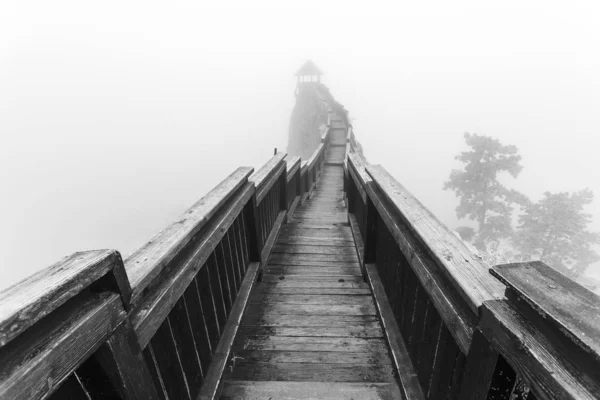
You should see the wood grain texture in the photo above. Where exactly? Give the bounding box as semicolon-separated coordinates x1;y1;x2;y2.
0;291;125;400
0;249;129;348
286;157;301;182
250;153;287;205
366;263;426;400
366;165;504;314
491;261;600;362
130;183;254;348
220;381;403;400
94;319;160;399
126;167;253;303
479;300;599;400
198;262;260;400
223;164;402;397
367;181;475;353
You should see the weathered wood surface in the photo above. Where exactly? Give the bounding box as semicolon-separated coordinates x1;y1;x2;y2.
220;381;402;400
223;164;403;398
0;249;129;348
286;156;301;182
0;291;125;400
198;262;260;400
491;261;600;361
366;263;425;400
480;300;600;400
365;165;504;315
249;153;287;204
126;167;254;303
130;182;255;348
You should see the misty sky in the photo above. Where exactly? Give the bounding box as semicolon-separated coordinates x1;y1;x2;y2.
1;0;599;290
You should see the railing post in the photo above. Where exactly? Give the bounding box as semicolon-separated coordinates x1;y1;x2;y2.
243;196;262;266
456;329;499;400
279;166;287;213
94;319;160;399
363;196;378;265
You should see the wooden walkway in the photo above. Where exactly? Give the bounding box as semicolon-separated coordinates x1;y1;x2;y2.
220;152;402;398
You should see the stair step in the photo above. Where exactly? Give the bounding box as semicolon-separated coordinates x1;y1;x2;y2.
220;381;402;399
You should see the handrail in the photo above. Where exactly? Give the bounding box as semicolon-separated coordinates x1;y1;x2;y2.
345;146;600;400
0;133;331;399
365;164;505;314
249;152;286;204
125;167;254;303
0;250;134;399
286;156;301;182
0;250;130;347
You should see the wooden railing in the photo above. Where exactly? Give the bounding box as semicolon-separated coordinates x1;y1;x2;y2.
0;129;329;399
345;151;600;400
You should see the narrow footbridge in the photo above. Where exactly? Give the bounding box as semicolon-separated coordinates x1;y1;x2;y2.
1;81;599;400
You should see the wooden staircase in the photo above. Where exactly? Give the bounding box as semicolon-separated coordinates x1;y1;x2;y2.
220;163;402;399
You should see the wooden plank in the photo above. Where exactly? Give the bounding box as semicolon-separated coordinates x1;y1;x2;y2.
268;254;358;264
130;183;254;348
236;336;387;353
94;319;160;399
272;244;357;255
349;213;366;279
457;329;499;400
365;165;504;314
275;238;354;246
220;381;402;400
286;157;301;182
491;261;600;362
426;323;462;399
148;318;191;400
48;373;90;400
197;262;260;400
260;275;363;283
279;230;353;240
252;281;367;289
238;325;383;338
286;196;300;222
365;177;475;353
253;286;371;295
0;292;125;400
0;250;130;348
168;298;204;398
226;363;394;382
366;264;425;400
246;302;375;315
264;266;361;276
126;167;253;303
479;300;599;400
249;294;371;305
232;350;384;364
260;211;286;270
242;313;379;327
183;279;213;375
248;153;286;204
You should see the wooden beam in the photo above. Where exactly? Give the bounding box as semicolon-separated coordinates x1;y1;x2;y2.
0;250;130;348
491;261;600;362
126;167;254;304
479;300;599;400
365;263;425;400
365;165;504;315
94;319;160;399
0;292;125;400
249;153;287;204
197;262;260;400
130;183;255;348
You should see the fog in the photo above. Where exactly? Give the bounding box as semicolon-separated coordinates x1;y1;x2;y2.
1;0;599;290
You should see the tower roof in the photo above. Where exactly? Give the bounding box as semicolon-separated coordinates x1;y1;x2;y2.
295;60;323;77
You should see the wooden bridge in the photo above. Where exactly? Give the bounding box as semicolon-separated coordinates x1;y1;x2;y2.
1;79;599;400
